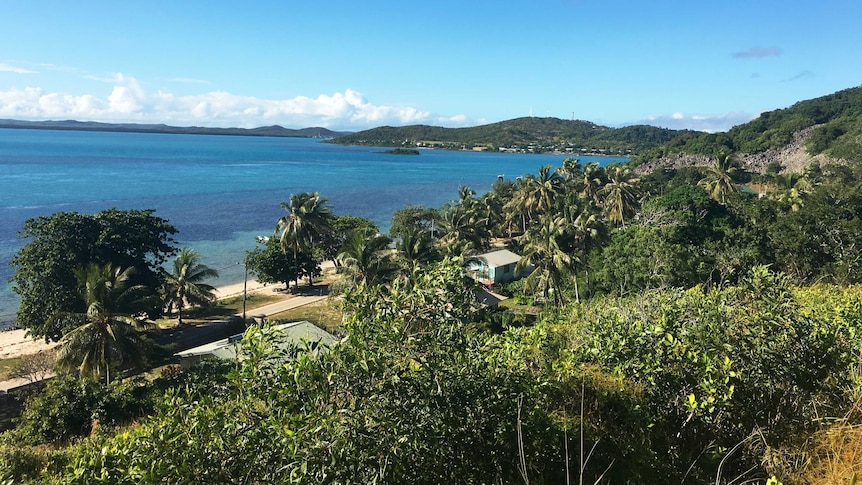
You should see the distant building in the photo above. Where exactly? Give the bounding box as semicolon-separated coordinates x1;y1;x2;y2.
466;249;525;286
175;320;338;368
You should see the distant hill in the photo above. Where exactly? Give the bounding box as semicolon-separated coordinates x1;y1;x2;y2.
329;117;695;156
0;119;351;138
634;85;862;170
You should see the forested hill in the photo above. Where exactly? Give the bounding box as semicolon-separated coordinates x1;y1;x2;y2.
0;119;350;138
634;85;862;167
328;117;694;155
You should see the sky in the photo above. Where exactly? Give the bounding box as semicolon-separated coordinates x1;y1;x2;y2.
1;0;860;133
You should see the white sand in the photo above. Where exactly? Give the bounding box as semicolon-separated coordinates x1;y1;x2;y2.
0;329;58;360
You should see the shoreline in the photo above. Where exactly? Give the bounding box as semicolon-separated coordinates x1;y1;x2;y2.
0;274;294;361
0;259;338;361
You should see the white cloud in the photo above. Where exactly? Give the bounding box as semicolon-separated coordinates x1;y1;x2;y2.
166;77;210;84
0;63;37;74
636;111;756;132
0;74;470;130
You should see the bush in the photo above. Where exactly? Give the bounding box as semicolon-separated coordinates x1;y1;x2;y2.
0;438;71;483
561;266;860;481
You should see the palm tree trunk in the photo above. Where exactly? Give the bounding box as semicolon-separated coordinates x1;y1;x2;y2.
573;273;580;304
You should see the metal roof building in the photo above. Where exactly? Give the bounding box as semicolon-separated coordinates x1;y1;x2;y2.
175;320;338;368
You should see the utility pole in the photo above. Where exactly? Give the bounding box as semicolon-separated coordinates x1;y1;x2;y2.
242;258;248;322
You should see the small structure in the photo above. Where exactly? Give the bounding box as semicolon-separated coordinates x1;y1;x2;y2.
475;287;509;308
466;249;524;286
175;320;338;368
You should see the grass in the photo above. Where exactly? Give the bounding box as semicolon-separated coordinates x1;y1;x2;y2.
217;292;285;313
0;356;24;381
269;298;344;333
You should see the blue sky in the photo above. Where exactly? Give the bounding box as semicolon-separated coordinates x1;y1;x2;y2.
1;0;859;132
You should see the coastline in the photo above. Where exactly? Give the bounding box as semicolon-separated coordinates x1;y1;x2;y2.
0;259;338;362
0;276;277;362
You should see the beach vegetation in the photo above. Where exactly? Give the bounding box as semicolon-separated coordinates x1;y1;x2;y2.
6;349;55;385
246;235;319;290
275;192;335;287
389;204;441;241
319;215;378;268
52;263;158;385
10;208;177;342
335;229;396;289
160;247;219;326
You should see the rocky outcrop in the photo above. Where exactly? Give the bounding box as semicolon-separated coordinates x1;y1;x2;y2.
635;126;846;175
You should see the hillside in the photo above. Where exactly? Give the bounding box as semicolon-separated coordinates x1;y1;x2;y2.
329;117;694;156
0;119;350;138
634;85;862;171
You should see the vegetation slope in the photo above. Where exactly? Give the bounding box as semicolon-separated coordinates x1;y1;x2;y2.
634;85;862;169
329;116;693;155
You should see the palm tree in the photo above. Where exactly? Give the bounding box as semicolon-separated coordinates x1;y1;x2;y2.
337;230;395;288
771;172;812;211
516;165;561;224
395;225;436;274
698;151;739;205
580;161;605;207
599;166;640;228
162;247;219;325
53;263;156;385
516;215;572;307
276;192;334;287
437;204;490;258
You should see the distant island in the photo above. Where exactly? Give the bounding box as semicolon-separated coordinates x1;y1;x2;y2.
383;148;420;155
328;117;697;156
0;119;351;138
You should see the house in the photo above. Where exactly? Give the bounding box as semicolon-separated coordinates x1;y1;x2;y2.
466;249;524;286
175;320;338;368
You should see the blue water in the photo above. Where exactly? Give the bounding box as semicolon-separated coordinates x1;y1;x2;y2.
0;128;627;328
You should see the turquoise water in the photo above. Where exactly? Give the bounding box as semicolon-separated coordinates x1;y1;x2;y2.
0;128;627;327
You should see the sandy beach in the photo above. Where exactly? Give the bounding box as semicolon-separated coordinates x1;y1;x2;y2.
0;276;281;361
0;329;58;360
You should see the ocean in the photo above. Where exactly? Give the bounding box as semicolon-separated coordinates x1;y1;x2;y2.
0;128;627;328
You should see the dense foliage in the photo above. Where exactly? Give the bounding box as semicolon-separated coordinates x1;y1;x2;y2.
634;85;862;162
6;264;862;483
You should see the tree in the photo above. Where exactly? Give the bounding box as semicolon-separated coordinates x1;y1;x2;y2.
275;192;334;287
9;349;56;385
319;215;378;268
599;166;640;228
337;230;395;288
389;204;441;240
394;225;437;275
516;215;572;306
437;203;490;258
246;237;318;289
53;263;156;385
10;209;177;341
524;165;562;217
579;161;606;207
698;151;739;205
161;248;219;326
481;177;516;237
